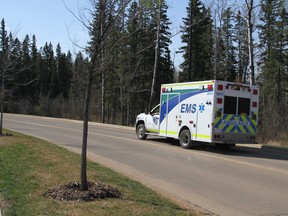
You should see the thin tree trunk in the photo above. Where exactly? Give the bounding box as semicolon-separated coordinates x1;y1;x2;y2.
80;67;93;191
188;0;193;81
148;0;161;111
213;12;217;80
246;0;255;85
101;0;105;124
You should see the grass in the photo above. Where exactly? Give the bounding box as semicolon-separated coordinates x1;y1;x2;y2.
0;130;198;216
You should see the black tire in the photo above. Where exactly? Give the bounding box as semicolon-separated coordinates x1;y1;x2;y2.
179;129;193;149
136;123;147;140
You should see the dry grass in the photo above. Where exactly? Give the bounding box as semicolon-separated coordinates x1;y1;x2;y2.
0;130;198;216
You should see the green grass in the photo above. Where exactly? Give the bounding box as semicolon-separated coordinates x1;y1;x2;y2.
0;130;198;216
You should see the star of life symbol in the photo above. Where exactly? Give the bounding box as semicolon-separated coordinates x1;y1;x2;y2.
153;116;158;125
199;103;205;113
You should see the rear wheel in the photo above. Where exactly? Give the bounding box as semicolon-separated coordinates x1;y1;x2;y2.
179;129;193;149
136;123;147;140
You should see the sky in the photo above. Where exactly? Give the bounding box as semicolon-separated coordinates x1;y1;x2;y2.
0;0;188;68
1;1;288;69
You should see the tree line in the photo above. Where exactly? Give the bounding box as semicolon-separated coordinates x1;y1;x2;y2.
0;0;287;143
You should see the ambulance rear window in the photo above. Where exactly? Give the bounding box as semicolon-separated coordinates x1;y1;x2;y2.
238;98;250;115
224;96;250;115
224;96;237;114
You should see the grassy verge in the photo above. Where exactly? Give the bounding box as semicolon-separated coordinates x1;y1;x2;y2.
0;130;197;216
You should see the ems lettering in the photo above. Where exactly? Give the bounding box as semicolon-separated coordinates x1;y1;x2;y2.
180;104;197;113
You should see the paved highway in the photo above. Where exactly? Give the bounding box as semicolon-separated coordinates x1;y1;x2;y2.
4;113;288;216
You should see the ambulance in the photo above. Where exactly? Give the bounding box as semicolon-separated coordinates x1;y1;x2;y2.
135;80;259;148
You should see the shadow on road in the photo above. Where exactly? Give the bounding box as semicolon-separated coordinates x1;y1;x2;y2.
147;137;288;161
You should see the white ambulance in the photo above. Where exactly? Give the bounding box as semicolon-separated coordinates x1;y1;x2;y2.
135;80;259;148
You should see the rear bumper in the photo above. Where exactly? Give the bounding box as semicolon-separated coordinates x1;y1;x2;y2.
212;132;257;144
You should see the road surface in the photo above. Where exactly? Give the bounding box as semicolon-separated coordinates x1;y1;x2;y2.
4;114;288;216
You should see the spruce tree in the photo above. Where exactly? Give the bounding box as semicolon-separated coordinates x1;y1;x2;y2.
155;0;174;101
19;35;33;99
31;35;42;104
41;42;56;98
258;0;288;141
179;0;213;82
56;44;72;99
235;11;249;83
0;18;8;135
220;7;237;81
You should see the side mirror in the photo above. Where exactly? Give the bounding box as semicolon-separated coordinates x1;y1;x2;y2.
144;108;148;115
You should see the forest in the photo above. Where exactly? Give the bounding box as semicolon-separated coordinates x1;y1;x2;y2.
0;0;287;144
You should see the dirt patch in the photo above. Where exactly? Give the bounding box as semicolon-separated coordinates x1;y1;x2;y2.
42;182;122;201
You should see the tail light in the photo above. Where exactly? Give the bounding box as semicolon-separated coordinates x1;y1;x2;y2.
218;85;223;90
217;98;223;104
208;84;213;91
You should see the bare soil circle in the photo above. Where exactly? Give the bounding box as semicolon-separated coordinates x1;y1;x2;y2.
42;181;122;201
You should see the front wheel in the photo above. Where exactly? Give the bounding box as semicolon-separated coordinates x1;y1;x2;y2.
136;123;147;140
179;129;193;149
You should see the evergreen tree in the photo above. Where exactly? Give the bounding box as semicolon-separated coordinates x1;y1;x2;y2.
31;34;41;103
219;7;237;81
0;18;9;135
56;43;72;98
8;34;22;94
235;11;249;83
258;0;288;141
0;19;8;59
70;51;88;119
153;0;174;102
179;0;213;82
19;35;33;98
41;42;56;98
125;1;144;123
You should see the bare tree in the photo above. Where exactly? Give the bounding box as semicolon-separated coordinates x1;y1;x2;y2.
70;0;134;190
211;0;228;79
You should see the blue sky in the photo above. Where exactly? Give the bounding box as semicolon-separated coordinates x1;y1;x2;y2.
0;0;188;67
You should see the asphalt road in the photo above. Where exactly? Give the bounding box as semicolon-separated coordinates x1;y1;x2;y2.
3;113;288;216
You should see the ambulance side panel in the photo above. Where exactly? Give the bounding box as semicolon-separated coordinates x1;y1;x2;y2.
159;81;215;142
